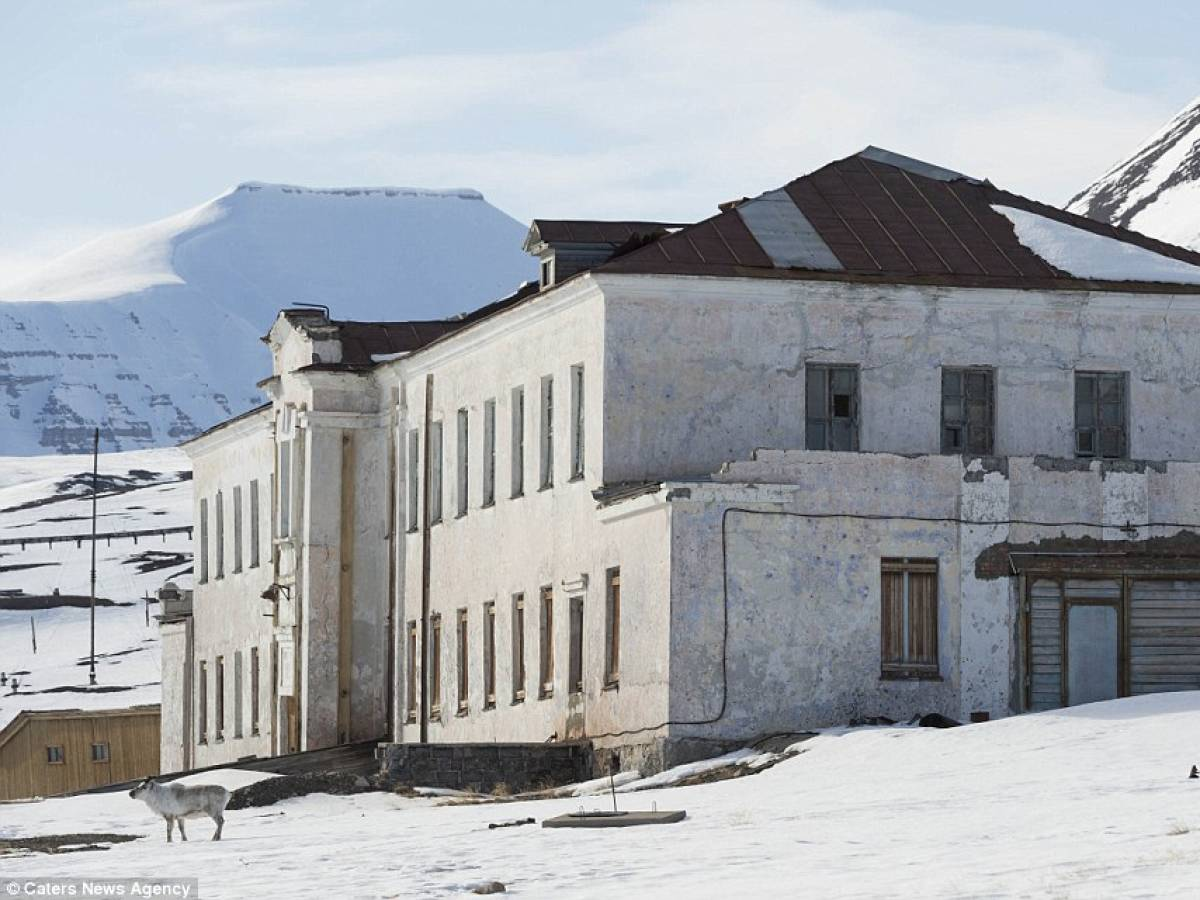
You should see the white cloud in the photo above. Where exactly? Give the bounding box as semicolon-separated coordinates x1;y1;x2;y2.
139;0;1183;218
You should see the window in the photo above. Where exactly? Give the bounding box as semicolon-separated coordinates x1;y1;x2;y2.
1075;371;1127;459
91;742;109;763
457;608;469;714
605;569;621;687
482;400;496;507
214;490;225;579
232;485;244;574
198;499;209;585
512;594;526;702
46;745;64;765
406;620;418;722
429;615;442;719
456;408;469;517
249;480;260;568
233;650;244;738
511;387;525;498
215;655;225;740
250;647;260;735
406;429;420;532
881;558;939;678
539;376;554;489
942;367;994;455
278;439;293;539
539;586;555;698
570;364;585;480
198;660;208;744
428;422;443;524
806;364;859;451
540;258;553;288
568;595;584;695
483;602;496;709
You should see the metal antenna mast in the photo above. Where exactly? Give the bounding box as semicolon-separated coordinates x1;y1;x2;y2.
89;427;98;686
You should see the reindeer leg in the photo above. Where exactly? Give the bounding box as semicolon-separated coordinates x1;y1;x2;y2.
166;817;173;843
178;819;188;841
212;812;224;841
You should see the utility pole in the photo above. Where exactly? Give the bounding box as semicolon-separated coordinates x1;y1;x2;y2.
30;616;37;654
89;427;99;687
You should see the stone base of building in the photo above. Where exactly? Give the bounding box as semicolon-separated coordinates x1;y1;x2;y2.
376;741;594;793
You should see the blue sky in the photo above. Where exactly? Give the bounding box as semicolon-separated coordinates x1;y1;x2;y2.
1;0;1196;284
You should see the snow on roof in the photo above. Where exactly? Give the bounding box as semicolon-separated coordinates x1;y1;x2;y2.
994;205;1200;285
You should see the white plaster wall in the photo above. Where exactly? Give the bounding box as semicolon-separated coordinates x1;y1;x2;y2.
597;274;1200;483
157;621;188;773
186;412;277;768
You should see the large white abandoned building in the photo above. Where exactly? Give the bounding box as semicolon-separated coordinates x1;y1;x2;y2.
163;148;1200;773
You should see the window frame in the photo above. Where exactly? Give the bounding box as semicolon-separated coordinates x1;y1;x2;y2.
214;490;225;580
511;387;525;498
482;399;496;507
198;659;208;744
249;479;261;568
1074;370;1128;460
483;601;496;709
539;375;554;490
46;745;65;765
198;498;209;585
215;655;226;741
428;421;443;525
456;408;469;518
569;364;585;481
512;594;526;703
805;363;860;451
941;366;995;455
568;595;584;695
605;568;621;688
91;741;110;764
232;484;244;574
880;558;940;679
539;586;555;698
456;608;469;715
429;614;443;720
406;429;420;532
405;620;419;723
250;646;261;736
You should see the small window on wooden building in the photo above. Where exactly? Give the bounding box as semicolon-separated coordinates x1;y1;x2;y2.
482;399;496;507
942;367;994;455
406;620;418;723
215;655;226;740
429;614;442;719
483;602;496;709
457;608;469;714
406;429;420;532
1075;371;1128;459
512;594;526;702
605;569;621;688
568;595;584;695
806;364;859;451
46;745;65;765
881;558;939;678
510;387;525;498
91;742;109;763
539;376;554;489
456;408;469;518
539;586;555;698
540;258;553;288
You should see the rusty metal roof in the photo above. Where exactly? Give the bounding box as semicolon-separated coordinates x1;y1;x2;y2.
600;147;1200;286
526;219;685;250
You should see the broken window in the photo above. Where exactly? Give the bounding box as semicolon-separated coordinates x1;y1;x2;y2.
881;558;939;678
511;387;525;498
428;421;443;525
1075;371;1127;459
406;620;418;723
406;429;420;532
570;364;585;480
605;569;621;688
539;586;554;698
569;596;584;695
806;364;859;451
457;608;469;714
456;408;469;518
198;499;209;585
512;594;526;702
942;367;994;455
482;399;496;507
431;618;444;715
540;376;554;489
484;602;496;709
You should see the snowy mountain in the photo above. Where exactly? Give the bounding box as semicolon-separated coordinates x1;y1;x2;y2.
1068;94;1200;251
0;184;536;454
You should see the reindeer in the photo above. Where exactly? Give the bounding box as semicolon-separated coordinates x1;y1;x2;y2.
129;778;230;842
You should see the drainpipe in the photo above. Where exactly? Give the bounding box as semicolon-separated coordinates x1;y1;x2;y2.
419;374;434;745
384;390;399;739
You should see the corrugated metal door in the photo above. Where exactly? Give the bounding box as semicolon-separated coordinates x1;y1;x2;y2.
1028;579;1063;711
1130;580;1200;694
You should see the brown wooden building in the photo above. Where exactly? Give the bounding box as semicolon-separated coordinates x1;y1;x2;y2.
0;705;160;800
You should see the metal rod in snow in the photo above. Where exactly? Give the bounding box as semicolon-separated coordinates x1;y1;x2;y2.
30;616;37;654
89;427;98;686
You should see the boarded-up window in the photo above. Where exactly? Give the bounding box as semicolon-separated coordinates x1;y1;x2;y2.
605;569;621;687
456;408;469;517
429;615;442;718
406;620;418;722
540;376;554;489
215;655;226;740
881;559;939;677
806;364;859;451
511;387;525;498
198;660;208;744
428;421;443;524
942;367;994;455
512;594;526;702
232;485;244;574
539;586;554;697
250;647;260;735
570;364;585;480
483;602;496;709
1075;371;1127;459
249;479;260;568
406;429;420;531
569;595;584;694
457;608;469;713
198;499;209;585
482;400;496;507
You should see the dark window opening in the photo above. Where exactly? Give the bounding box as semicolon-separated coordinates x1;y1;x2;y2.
806;364;859;451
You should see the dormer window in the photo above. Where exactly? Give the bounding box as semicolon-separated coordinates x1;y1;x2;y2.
540;258;554;288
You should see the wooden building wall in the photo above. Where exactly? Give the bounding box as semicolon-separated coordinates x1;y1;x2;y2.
0;707;160;801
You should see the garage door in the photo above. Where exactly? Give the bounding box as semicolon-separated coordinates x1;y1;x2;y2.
1129;580;1200;695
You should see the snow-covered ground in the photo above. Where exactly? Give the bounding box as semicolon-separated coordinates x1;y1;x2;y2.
0;448;190;730
3;693;1200;898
